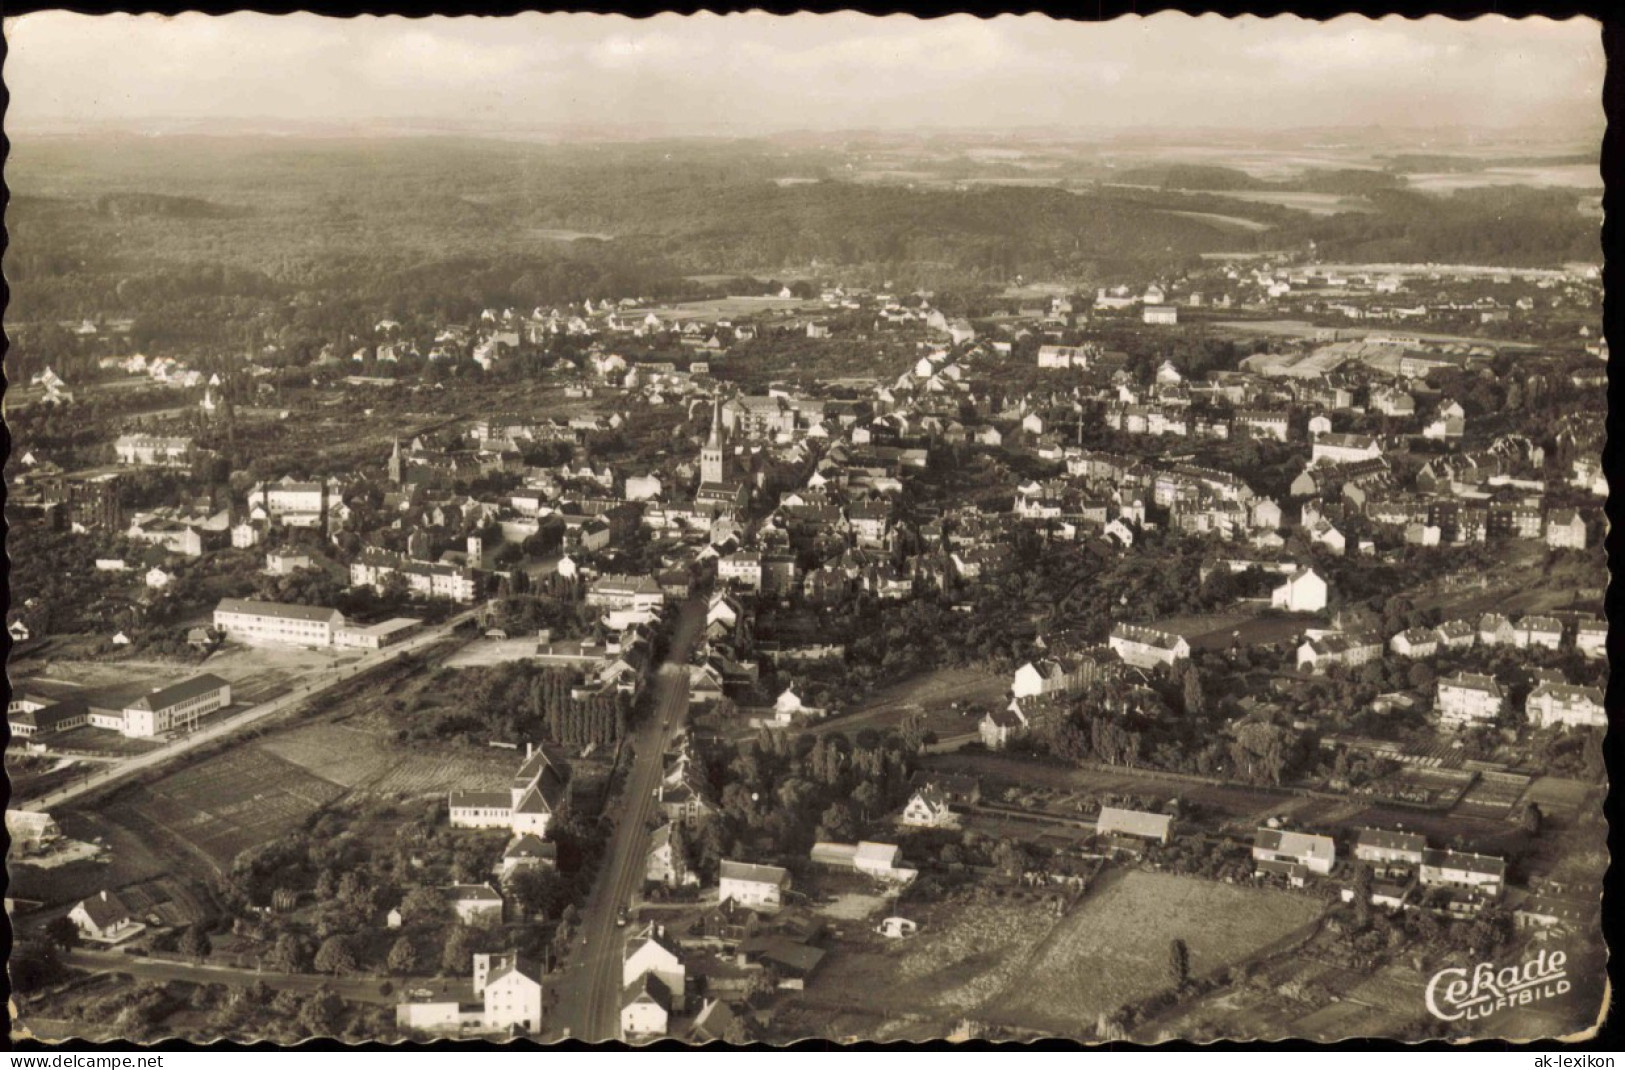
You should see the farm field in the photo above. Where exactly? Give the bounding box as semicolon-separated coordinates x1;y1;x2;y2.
109;746;349;871
981;870;1323;1036
257;720;513;796
790;870;1323;1041
793;883;1060;1033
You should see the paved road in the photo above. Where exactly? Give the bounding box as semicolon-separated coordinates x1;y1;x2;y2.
549;599;703;1042
19;610;477;813
59;948;433;1006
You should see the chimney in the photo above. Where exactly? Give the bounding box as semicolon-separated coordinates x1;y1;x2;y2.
526;742;533;760
101;890;109;901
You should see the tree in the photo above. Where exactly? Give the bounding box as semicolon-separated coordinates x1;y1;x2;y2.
441;925;474;976
1167;938;1190;989
399;886;448;926
387;937;418;976
1181;667;1206;717
44;915;81;951
297;987;344;1037
179;923;213;965
270;933;314;974
1516;801;1543;836
314;934;358;976
1351;863;1374;930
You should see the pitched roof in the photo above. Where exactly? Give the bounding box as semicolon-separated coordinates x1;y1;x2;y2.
719;860;788;886
1354;827;1427;855
623;971;673;1011
76;890;133;929
1254;827;1335;864
125;674;230;713
215;597;341;623
1097;807;1173;841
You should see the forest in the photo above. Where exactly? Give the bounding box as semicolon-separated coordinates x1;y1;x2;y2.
7;136;1598;352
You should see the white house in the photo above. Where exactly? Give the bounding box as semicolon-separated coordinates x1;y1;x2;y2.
1253;828;1335;878
718;860;790;912
1526;683;1606;729
478;953;544;1034
69;890;142;943
900;786;956;828
448;883;504;925
1271;568;1328;613
1436;673;1505;726
621;973;673;1040
623;923;686;1001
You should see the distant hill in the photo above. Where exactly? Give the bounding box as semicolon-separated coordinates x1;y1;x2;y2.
92;192;248;220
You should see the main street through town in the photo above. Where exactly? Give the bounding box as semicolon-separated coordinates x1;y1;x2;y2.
548;598;703;1042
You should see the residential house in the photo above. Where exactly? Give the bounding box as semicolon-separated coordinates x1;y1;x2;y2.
1389;627;1439;659
69;890;142;943
1516;616;1564;651
1420;849;1506;899
621;973;673;1040
1546;510;1587;550
1271;567;1328;613
1253;828;1336;878
1297;633;1382;673
1526;682;1606;729
1435;673;1505;726
979;706;1028;751
647;824;699;888
718;860;791;913
1353;828;1427;867
1108;623;1190;670
449;883;504;925
1096;807;1173;845
900;786;957;829
623;923;686;1002
475;952;544;1033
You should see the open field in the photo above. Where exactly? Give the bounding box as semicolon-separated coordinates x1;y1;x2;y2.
443;636;544;668
817;665;1009;739
790;884;1059;1035
257;720;513;796
1147;610;1312;651
1159;209;1275;232
785;869;1323;1041
113;747;349;871
983;870;1323;1035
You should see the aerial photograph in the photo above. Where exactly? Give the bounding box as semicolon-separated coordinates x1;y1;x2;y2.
3;11;1609;1047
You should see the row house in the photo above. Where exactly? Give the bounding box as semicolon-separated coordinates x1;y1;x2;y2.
1108;623;1191;670
1296;632;1381;672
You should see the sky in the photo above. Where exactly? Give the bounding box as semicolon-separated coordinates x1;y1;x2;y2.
2;13;1605;137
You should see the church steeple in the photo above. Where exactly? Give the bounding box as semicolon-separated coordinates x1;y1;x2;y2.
701;397;727;485
389;437;404;485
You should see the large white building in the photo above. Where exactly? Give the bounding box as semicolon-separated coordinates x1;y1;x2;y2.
214;598;346;647
119;674;232;738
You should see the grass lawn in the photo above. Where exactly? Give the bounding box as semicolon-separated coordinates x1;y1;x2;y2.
981;869;1324;1036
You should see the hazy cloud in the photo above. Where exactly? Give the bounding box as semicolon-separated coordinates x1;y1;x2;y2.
2;12;1603;136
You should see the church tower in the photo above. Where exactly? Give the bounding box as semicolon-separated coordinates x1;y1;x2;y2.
388;438;404;486
700;398;727;485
